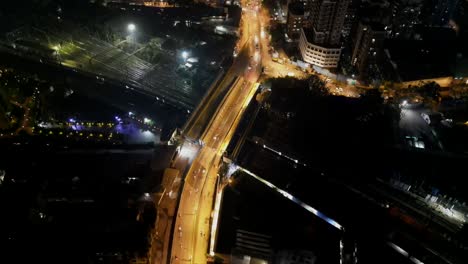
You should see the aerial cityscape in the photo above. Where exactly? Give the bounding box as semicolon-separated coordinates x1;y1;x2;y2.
1;0;468;263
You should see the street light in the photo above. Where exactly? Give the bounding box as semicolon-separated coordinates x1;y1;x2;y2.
127;24;137;48
181;51;189;60
127;23;136;32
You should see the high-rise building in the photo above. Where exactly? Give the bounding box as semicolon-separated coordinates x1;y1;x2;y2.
308;0;350;46
287;2;306;39
351;20;385;78
299;0;350;68
342;0;360;38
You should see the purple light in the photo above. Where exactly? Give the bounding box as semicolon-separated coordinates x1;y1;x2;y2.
69;118;76;123
115;124;124;132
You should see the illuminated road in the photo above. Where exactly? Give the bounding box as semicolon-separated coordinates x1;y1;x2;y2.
165;1;263;263
150;20;258;264
256;7;307;79
171;79;259;263
318;75;361;98
156;0;360;262
257;5;361;97
158;1;460;260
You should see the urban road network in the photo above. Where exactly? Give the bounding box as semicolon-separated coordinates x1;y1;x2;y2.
150;0;345;262
150;0;276;263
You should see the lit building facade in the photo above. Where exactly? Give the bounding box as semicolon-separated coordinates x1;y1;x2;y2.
299;0;350;68
299;28;341;68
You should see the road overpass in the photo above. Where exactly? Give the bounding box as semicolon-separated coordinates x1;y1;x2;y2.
150;1;264;264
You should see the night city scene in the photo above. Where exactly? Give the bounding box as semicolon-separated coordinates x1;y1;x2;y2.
1;0;468;263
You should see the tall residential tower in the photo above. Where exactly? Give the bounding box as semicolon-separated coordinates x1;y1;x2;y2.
299;0;350;68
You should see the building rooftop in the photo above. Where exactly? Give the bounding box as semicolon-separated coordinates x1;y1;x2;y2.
301;28;341;48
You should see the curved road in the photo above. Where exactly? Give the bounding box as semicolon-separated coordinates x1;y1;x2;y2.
168;1;264;263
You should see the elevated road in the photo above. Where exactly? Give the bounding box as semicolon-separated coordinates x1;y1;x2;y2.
151;1;265;264
171;77;259;263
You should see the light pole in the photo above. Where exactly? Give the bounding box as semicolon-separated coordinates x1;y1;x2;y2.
181;51;189;62
127;23;136;33
177;51;190;90
127;23;136;46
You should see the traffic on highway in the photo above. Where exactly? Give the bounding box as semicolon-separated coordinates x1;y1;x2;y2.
161;0;265;263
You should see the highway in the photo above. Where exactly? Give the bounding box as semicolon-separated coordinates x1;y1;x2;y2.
152;2;465;264
161;0;264;263
153;0;356;262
